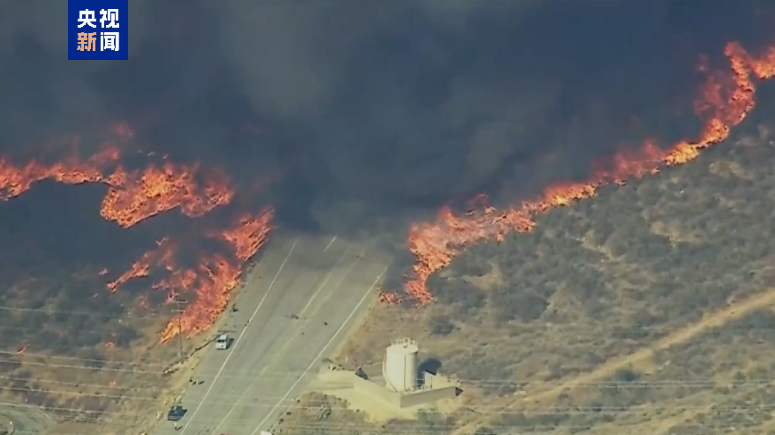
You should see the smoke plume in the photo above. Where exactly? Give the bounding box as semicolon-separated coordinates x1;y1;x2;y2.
0;0;772;232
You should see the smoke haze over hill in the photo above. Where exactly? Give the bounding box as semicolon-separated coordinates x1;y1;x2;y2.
0;0;772;229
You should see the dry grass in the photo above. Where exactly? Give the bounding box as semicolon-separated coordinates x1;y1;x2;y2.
0;312;175;434
279;122;775;434
274;392;373;435
0;268;219;434
275;391;461;435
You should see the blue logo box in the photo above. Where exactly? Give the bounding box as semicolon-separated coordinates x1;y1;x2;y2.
68;0;128;60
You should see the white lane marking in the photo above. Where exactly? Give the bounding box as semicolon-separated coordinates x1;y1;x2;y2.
251;266;387;434
210;243;353;433
323;236;337;252
297;246;352;319
301;252;362;321
179;238;299;435
267;254;362;361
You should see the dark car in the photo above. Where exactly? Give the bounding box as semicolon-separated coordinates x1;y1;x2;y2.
167;405;186;421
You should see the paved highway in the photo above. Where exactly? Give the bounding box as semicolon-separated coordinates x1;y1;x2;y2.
152;233;389;435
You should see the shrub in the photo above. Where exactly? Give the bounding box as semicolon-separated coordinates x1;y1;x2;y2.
429;316;455;336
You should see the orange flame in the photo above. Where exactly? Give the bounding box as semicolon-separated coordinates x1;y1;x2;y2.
106;237;172;292
0;144;121;199
0;141;231;227
109;207;275;343
158;207;275;342
216;210;275;261
390;41;775;305
0;127;276;342
101;162;233;228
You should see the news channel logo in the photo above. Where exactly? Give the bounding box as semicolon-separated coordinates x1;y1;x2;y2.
68;0;128;60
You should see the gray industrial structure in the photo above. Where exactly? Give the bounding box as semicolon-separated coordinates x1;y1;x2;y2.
349;338;459;409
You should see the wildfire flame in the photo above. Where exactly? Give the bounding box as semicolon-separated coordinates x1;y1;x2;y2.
0;126;275;342
111;208;275;343
215;211;275;261
101;162;234;228
0;144;120;198
388;40;775;305
106;237;175;292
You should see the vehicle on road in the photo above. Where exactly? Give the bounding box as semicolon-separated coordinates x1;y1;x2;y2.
215;333;230;350
167;405;186;421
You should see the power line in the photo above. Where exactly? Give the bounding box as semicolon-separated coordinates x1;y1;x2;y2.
3;354;775;388
0;366;769;431
0;327;775;374
1;383;774;416
0;311;325;341
0;304;169;319
4;298;775;330
4;297;775;332
0;350;173;367
0;382;772;432
1;409;770;435
19;416;775;431
2;422;766;435
2;404;772;431
0;318;773;353
1;311;772;375
0;357;176;375
1;372;772;394
240;420;775;432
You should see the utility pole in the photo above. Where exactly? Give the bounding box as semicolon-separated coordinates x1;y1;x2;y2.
172;297;187;363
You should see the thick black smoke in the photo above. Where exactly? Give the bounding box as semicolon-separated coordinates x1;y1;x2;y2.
0;0;771;235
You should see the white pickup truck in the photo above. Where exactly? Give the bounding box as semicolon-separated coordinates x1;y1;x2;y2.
215;333;230;350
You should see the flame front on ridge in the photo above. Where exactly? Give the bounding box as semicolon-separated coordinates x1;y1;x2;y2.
386;40;775;305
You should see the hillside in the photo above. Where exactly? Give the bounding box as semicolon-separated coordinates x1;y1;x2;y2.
0;192;190;430
277;121;775;435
